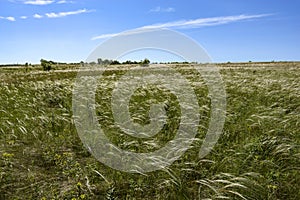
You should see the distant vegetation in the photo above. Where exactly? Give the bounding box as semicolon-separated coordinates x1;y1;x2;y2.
40;59;52;71
1;60;298;69
97;58;150;66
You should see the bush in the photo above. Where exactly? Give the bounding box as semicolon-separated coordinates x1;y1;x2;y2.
140;58;150;66
40;59;52;71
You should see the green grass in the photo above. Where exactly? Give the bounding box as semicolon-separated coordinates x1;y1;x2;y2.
0;62;299;199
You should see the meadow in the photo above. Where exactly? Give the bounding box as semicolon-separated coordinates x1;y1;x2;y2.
0;62;299;199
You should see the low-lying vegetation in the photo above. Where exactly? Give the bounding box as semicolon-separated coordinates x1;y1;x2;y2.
0;62;299;199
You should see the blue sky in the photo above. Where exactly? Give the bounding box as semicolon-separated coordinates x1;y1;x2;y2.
0;0;299;64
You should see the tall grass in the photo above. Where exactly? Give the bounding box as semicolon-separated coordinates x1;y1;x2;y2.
0;63;299;199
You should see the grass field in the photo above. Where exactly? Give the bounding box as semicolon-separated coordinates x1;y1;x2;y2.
0;62;299;199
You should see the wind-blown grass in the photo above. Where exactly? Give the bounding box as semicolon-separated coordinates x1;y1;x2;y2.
0;62;299;199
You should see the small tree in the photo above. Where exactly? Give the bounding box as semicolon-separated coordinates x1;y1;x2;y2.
110;60;120;65
41;59;52;71
141;58;150;66
97;58;103;64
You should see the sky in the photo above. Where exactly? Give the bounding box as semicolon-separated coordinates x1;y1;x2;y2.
0;0;299;64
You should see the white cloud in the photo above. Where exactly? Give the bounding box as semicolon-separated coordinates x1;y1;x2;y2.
91;29;160;40
57;0;74;4
92;14;272;40
33;14;43;18
150;6;175;13
141;14;272;29
6;16;16;21
24;0;54;5
45;8;92;18
2;8;92;21
92;33;120;40
0;16;16;21
9;0;74;5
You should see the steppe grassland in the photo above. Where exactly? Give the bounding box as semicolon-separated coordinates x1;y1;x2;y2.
0;62;299;199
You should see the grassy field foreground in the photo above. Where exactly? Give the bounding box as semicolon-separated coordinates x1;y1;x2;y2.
0;62;299;199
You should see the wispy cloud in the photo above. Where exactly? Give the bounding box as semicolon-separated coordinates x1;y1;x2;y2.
141;14;272;29
9;0;74;5
92;29;161;40
150;6;175;13
2;7;92;21
45;8;93;18
33;14;43;18
24;0;54;5
91;33;120;39
0;16;16;21
92;14;272;40
56;0;74;4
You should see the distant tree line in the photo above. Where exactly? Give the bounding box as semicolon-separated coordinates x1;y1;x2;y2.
96;58;150;66
40;59;80;71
